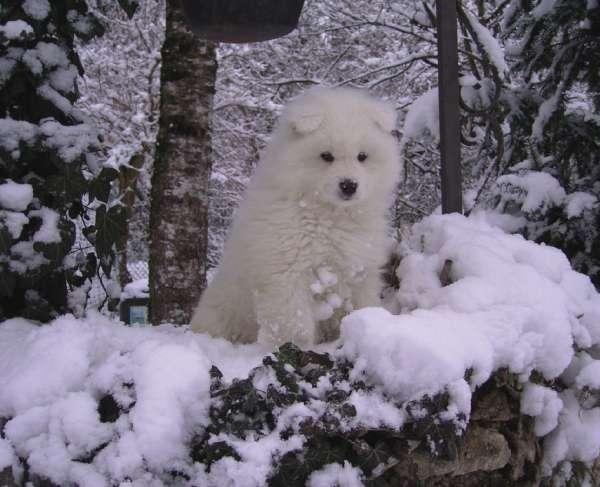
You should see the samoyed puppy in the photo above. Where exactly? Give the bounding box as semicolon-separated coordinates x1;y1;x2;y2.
190;87;400;347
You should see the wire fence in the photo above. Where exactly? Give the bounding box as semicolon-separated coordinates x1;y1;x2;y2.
87;261;149;311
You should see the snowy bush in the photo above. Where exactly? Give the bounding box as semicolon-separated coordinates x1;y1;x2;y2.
486;169;599;290
0;0;138;322
492;0;600;288
1;214;599;485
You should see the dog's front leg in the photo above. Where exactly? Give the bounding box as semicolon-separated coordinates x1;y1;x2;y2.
254;281;317;347
351;269;383;310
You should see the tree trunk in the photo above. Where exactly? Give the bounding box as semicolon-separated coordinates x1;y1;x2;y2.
149;0;217;324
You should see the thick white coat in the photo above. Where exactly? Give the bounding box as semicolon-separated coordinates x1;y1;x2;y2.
190;87;401;346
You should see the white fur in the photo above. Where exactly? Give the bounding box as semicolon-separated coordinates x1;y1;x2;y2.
190;87;400;347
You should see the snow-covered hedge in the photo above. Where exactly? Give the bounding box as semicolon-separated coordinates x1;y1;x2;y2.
1;214;599;486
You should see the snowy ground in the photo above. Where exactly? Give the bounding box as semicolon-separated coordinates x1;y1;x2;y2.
1;213;600;486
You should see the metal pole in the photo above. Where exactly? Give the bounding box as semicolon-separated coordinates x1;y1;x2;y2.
436;0;462;214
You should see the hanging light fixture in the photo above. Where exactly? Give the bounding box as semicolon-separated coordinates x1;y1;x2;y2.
181;0;306;43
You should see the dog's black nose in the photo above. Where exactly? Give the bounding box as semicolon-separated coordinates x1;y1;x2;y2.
339;179;358;198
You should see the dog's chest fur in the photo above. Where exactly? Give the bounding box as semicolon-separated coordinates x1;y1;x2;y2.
293;199;383;287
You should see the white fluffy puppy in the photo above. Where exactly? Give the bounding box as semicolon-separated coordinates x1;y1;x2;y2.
190;87;400;346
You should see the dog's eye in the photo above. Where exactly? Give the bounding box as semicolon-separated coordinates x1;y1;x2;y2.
357;152;368;162
320;151;334;163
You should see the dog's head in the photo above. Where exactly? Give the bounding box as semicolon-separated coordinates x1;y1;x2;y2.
267;87;400;209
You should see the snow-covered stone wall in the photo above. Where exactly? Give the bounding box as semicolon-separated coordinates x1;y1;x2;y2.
1;214;599;486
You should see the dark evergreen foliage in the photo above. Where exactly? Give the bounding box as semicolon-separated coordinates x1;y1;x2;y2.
0;1;136;321
497;0;600;287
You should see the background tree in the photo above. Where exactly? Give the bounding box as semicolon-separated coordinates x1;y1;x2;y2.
0;0;135;321
490;0;600;287
149;0;217;324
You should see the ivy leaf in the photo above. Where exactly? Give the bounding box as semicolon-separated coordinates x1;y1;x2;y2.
94;204;126;273
46;164;88;206
0;226;12;254
82;224;96;244
84;252;98;279
33;241;65;265
90;167;119;204
0;266;16;298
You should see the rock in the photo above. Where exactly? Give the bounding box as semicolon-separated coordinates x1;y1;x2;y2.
393;427;511;481
471;388;515;423
0;467;18;487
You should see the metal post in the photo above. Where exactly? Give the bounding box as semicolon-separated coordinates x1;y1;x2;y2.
436;0;462;214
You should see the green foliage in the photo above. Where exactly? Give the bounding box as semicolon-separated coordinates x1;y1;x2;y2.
0;1;128;321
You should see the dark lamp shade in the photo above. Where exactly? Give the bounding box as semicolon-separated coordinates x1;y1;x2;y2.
181;0;305;43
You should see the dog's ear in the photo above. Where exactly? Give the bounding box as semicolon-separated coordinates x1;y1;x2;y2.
370;103;397;136
290;114;324;136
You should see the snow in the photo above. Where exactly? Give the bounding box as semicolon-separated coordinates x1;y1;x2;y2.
127;341;211;469
22;0;51;21
38;84;76;116
6;393;113;485
494;171;566;214
464;12;509;76
311;267;345;320
307;461;365;487
0;210;29;238
0;437;16;471
401;214;593;362
347;390;405;429
564;191;597;218
0;314;268;484
203;427;305;487
0;180;33;211
122;278;150;299
0;317;95;417
532;87;562;140
542;390;600;475
317;267;338;288
0;57;17;87
1;214;600;484
521;383;563;437
0;118;38;158
40;118;98;163
29;206;61;243
48;65;78;93
532;0;557;18
9;241;48;273
69;11;94;37
401;87;439;142
22;42;70;76
574;360;600;390
340;308;493;403
0;20;33;40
